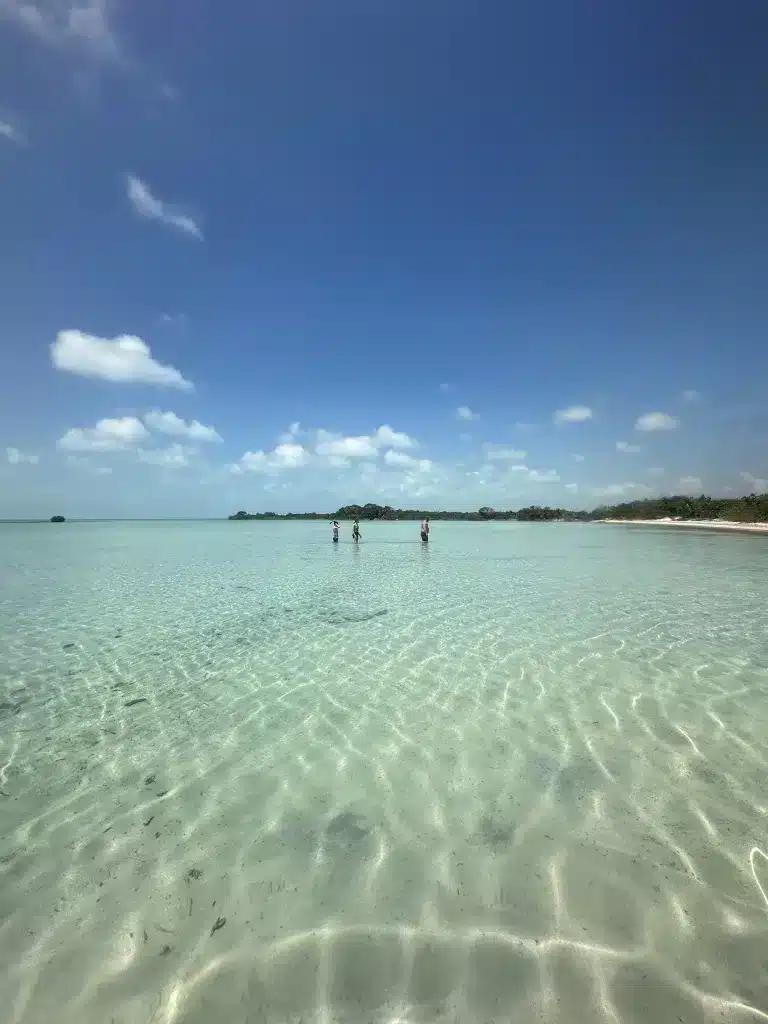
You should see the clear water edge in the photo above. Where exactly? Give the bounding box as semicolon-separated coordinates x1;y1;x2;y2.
1;521;766;1023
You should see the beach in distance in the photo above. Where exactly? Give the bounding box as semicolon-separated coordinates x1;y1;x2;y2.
599;517;768;535
1;519;767;1024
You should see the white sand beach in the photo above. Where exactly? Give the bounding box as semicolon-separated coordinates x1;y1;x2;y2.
600;517;768;534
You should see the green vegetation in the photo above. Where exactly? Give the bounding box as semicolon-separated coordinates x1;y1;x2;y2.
229;492;768;523
591;492;768;523
50;515;66;523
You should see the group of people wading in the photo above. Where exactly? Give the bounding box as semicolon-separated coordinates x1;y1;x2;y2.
331;517;430;544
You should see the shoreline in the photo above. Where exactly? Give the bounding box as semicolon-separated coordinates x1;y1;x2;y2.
599;517;768;535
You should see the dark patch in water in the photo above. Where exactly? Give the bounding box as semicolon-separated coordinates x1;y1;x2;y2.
125;698;148;708
326;811;371;844
477;815;515;849
326;608;388;625
62;643;75;651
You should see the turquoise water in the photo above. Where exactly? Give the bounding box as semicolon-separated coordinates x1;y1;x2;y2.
1;521;767;1024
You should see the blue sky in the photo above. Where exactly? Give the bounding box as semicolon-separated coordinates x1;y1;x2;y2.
1;1;767;517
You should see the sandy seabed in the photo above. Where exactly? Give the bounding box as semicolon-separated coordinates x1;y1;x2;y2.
1;521;767;1023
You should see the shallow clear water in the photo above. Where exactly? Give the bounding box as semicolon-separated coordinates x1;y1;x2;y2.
1;521;767;1024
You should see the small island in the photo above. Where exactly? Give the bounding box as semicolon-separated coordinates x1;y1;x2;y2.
50;515;66;523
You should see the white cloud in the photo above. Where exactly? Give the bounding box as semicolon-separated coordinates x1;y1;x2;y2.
316;434;377;458
0;0;121;60
483;445;526;461
554;405;592;425
51;330;193;390
233;443;309;474
572;454;585;462
678;476;703;493
635;412;678;432
271;443;309;468
6;446;38;464
57;416;148;451
528;469;559;483
616;441;641;453
565;483;578;492
0;117;25;144
647;467;665;475
143;410;221;442
681;390;702;403
383;450;432;472
740;471;767;492
124;174;203;240
137;443;193;468
457;406;476;421
373;424;415;449
314;424;415;458
439;382;453;393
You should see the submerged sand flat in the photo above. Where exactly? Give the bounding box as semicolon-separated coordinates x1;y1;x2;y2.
1;521;767;1023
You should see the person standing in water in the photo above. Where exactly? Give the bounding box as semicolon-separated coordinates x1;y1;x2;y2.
352;518;361;543
332;520;339;543
421;516;430;543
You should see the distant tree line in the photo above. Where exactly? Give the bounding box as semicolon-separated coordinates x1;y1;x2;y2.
229;492;768;524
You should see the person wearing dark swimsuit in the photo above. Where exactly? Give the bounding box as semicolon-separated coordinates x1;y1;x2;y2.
421;516;430;543
352;518;360;543
332;520;339;543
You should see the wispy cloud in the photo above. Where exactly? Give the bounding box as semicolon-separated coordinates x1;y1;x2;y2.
383;450;432;472
554;405;592;425
124;174;203;240
457;406;476;421
740;471;767;492
51;330;193;390
0;0;121;61
159;312;187;327
137;443;194;469
66;455;112;475
681;389;702;403
572;454;585;462
6;446;38;464
635;412;678;432
591;482;644;498
528;468;559;483
616;441;641;453
0;116;25;145
143;410;221;443
678;475;703;492
483;444;526;461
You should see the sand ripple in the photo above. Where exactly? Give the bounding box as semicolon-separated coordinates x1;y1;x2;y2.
0;521;767;1022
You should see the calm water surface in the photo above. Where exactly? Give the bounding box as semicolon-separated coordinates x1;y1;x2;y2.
1;521;767;1023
